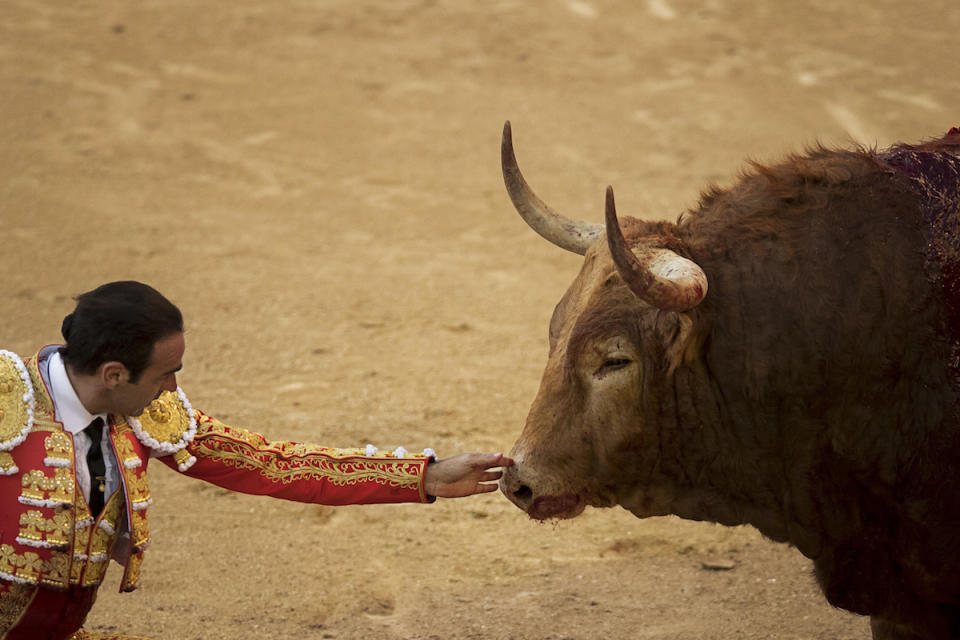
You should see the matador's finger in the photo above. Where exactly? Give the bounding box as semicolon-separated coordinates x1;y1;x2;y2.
470;453;514;470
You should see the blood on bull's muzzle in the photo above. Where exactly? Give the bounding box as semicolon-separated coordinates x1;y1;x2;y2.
499;459;586;521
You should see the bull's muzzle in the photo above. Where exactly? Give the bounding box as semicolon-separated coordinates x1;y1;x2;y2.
500;465;533;509
499;464;584;520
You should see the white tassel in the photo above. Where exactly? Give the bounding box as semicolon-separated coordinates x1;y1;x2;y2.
19;496;69;508
131;497;153;512
15;536;67;550
0;570;37;585
177;455;197;472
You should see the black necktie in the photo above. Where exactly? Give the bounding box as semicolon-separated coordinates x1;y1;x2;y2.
85;417;106;517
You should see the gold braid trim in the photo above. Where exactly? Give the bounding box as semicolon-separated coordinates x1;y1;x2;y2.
189;414;424;489
24;355;54;421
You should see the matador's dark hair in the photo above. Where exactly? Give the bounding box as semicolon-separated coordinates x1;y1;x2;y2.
60;281;183;383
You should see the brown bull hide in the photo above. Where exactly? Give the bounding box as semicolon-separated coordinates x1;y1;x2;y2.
499;124;960;639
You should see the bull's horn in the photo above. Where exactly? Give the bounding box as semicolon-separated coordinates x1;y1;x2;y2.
604;186;708;311
501;121;605;255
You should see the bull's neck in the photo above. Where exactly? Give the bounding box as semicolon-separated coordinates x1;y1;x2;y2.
617;361;823;559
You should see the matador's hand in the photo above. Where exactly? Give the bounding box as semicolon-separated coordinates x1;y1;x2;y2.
424;452;514;499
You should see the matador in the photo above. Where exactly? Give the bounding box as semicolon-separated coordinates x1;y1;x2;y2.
0;282;511;640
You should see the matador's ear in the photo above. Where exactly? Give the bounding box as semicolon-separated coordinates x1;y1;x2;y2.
100;361;130;389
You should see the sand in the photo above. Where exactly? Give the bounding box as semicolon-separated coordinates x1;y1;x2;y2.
2;1;959;638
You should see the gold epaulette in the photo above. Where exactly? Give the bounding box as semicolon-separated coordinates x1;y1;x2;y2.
126;388;197;471
0;350;36;452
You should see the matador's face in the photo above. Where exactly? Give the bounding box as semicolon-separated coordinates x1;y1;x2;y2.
113;332;184;417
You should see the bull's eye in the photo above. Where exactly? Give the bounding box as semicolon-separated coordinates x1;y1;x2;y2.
595;358;631;378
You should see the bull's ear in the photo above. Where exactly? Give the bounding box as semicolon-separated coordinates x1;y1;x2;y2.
659;312;700;376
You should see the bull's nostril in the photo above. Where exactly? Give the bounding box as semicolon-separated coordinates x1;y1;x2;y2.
514;485;533;503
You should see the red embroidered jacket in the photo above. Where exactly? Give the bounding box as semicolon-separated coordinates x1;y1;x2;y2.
0;348;433;593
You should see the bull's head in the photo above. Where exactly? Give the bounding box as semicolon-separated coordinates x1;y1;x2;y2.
499;122;708;520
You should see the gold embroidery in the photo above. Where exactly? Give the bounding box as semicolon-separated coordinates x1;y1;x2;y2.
121;465;151;509
71;511;92;586
21;467;75;505
25;356;54;418
192;416;423;489
200;418;264;447
18;508;73;548
0;544;70;587
129;509;149;550
120;548;144;592
0;582;38;634
29;419;60;432
44;431;73;466
81;493;125;587
133;392;192;449
111;425;143;470
0;353;30;449
0;451;16;474
112;430;150;551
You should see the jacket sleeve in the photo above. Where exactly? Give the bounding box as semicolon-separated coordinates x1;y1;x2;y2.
156;409;434;505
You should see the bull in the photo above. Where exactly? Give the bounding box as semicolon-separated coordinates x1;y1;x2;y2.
497;121;960;639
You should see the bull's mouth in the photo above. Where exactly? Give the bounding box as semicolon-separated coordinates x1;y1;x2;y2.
500;465;592;520
526;494;585;521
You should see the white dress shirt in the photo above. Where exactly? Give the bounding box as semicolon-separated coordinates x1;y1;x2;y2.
47;351;120;505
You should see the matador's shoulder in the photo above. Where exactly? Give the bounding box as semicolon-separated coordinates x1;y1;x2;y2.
0;349;36;451
126;388;198;471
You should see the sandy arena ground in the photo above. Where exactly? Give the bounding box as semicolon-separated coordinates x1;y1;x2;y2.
3;1;960;638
